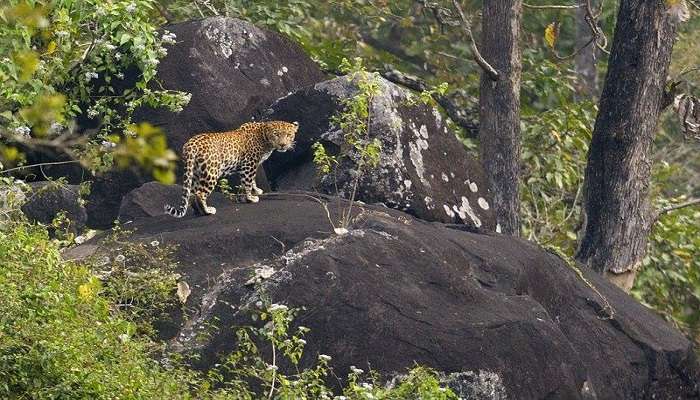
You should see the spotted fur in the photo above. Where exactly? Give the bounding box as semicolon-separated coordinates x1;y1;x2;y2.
165;121;298;217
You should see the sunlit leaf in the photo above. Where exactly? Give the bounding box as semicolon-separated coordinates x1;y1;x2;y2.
544;22;558;49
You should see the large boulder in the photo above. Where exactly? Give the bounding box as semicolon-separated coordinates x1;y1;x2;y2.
66;182;700;399
83;17;326;228
262;74;496;231
136;16;327;153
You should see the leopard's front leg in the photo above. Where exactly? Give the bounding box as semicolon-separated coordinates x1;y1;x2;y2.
240;167;259;203
252;179;264;195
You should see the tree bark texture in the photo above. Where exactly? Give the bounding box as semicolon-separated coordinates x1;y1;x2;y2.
479;0;522;236
575;0;677;284
574;0;598;97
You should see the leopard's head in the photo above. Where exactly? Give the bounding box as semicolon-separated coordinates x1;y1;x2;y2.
267;121;298;152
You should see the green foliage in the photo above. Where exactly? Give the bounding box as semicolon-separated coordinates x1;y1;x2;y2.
0;0;189;181
209;302;458;399
0;221;205;399
520;50;596;254
86;223;181;335
312;141;338;175
518;51;700;345
633;200;700;346
311;58;382;230
109;122;178;183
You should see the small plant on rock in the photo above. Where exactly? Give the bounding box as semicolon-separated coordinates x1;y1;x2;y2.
312;57;382;234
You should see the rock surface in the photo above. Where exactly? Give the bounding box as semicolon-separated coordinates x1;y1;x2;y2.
66;182;700;400
83;16;326;228
137;16;327;153
21;181;87;233
263;73;496;231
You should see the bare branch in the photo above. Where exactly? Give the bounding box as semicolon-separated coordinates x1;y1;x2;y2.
1;160;81;175
450;0;500;81
654;198;700;221
523;3;581;9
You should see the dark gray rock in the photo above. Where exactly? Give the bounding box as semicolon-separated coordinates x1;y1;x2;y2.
21;181;87;233
263;74;496;231
68;182;700;399
84;16;326;228
136;16;327;153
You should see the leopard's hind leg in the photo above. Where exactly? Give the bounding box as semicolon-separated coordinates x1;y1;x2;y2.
165;153;195;218
193;168;219;215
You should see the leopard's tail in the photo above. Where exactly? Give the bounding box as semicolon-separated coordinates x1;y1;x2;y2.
164;154;194;218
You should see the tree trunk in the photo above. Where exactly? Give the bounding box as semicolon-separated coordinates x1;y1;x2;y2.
479;0;522;236
574;0;598;97
575;0;678;291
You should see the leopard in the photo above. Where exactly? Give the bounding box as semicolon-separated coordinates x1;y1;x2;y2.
164;121;298;218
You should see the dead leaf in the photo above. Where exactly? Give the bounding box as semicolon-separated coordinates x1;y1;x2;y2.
176;281;191;304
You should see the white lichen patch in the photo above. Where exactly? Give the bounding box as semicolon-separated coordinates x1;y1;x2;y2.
454;196;481;227
370;229;396;240
432;107;442;126
349;229;366;237
442;370;507;400
403;179;412;190
424;196;435;210
466;180;478;193
477;197;489;210
443;204;456;218
441;172;449;182
409;138;430;188
244;265;276;285
260;78;270;86
496;223;502;233
201;18;264;59
419;124;429;139
203;26;234;58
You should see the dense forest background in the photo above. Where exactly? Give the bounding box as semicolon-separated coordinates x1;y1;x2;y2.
1;0;699;398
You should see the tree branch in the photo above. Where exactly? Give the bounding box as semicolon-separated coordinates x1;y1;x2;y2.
1;160;82;175
380;68;479;137
450;0;500;81
654;198;700;221
523;3;581;9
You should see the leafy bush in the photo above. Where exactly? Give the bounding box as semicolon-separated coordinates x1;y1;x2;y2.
0;221;203;398
0;0;188;181
633;199;700;346
520;50;596;254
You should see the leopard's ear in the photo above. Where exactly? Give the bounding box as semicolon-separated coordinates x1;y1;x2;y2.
292;121;299;127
